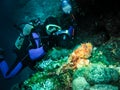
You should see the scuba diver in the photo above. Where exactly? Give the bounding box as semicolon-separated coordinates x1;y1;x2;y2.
0;16;74;79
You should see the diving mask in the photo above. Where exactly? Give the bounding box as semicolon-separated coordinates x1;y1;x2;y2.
46;24;62;35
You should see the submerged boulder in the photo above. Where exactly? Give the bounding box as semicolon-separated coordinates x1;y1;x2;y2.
85;64;119;84
72;77;90;90
90;84;118;90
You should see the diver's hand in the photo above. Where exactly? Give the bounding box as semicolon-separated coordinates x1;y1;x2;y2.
23;24;34;36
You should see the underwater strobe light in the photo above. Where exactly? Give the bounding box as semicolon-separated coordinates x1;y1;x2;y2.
61;0;72;14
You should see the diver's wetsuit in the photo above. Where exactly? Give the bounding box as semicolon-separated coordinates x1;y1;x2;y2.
0;32;46;79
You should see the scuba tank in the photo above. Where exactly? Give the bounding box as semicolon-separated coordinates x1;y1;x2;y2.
15;24;34;50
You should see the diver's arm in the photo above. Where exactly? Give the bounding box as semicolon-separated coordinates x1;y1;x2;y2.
28;32;46;61
15;24;34;50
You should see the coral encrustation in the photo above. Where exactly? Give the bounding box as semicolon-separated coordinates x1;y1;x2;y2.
58;43;93;74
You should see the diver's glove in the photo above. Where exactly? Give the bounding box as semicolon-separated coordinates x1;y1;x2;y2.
61;0;72;14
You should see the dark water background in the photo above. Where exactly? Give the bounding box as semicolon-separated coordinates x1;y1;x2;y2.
0;23;34;90
0;0;34;89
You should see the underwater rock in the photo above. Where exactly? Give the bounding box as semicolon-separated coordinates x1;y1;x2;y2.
34;48;71;71
13;0;63;24
35;56;68;71
30;78;57;90
85;64;119;84
98;38;120;64
57;43;93;75
48;48;71;60
90;84;118;90
90;48;110;65
115;67;120;75
90;38;120;66
19;39;120;90
103;38;120;60
72;77;90;90
21;71;61;90
73;66;88;79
